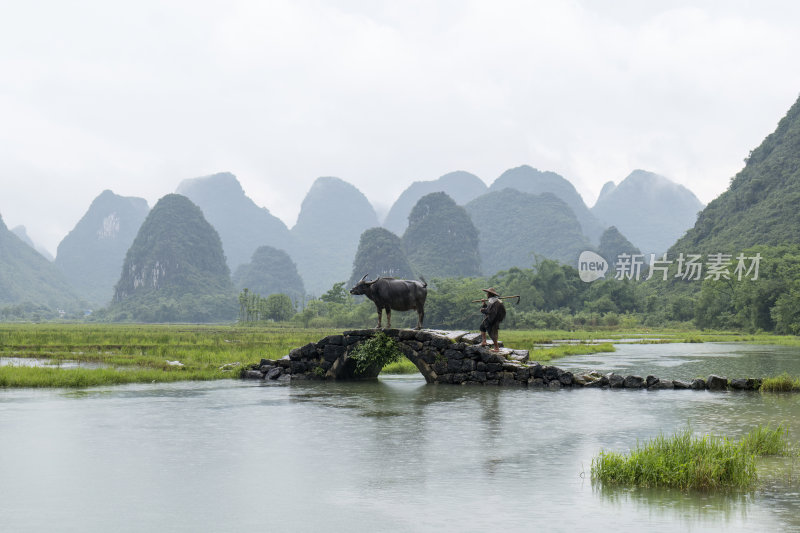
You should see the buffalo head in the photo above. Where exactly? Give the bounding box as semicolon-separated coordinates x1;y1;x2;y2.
349;274;375;296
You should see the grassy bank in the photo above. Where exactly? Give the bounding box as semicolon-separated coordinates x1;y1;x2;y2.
0;324;337;388
761;373;800;392
0;366;232;388
591;425;793;490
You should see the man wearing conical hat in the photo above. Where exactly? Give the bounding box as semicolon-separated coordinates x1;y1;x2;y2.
479;287;506;352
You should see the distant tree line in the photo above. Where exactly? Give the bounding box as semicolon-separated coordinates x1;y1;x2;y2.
236;245;800;334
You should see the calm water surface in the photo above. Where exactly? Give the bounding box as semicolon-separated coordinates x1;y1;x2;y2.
2;342;800;532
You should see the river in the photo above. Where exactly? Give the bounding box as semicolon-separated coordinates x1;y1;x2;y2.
1;342;800;532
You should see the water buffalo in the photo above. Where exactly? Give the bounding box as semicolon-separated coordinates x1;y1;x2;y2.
349;275;427;329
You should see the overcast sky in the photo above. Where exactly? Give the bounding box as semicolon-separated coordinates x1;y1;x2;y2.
2;0;800;255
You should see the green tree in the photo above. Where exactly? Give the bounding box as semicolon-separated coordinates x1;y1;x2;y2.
266;293;295;321
530;258;585;311
423;277;487;330
584;278;639;314
320;282;349;305
772;286;800;334
488;267;545;312
692;246;800;332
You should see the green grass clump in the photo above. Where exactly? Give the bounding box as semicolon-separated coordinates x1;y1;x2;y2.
591;425;794;491
739;424;790;456
761;373;800;392
380;357;419;374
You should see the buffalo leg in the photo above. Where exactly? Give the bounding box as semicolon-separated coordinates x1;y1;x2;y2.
416;309;424;330
375;304;383;328
386;308;392;328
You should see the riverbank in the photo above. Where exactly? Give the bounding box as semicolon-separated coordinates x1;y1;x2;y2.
0;324;338;387
1;323;800;388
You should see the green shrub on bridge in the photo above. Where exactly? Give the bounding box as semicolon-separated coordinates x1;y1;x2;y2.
349;332;403;376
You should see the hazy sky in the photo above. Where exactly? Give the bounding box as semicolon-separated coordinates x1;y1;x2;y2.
2;0;800;255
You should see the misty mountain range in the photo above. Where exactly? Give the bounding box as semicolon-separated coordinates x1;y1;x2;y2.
2;162;704;312
5;90;800;324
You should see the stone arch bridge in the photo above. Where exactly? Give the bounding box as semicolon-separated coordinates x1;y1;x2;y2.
246;328;532;385
243;328;763;391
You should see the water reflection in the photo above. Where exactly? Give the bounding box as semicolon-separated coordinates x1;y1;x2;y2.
595;485;758;529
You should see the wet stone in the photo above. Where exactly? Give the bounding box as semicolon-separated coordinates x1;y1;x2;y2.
730;378;760;390
403;340;424;351
430;336;451;349
398;330;418;340
447;359;463;373
508;350;530;363
326;335;344;346
585;377;606;388
344;336;363;346
500;372;521;386
649;380;674;390
445;349;465;360
462;333;483;344
707;375;729;391
470;371;487;382
421;349;438;365
464;345;483;358
607;373;624;388
415;331;433;343
543;366;560;381
323;344;346;362
514;368;531;382
482;352;505;364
